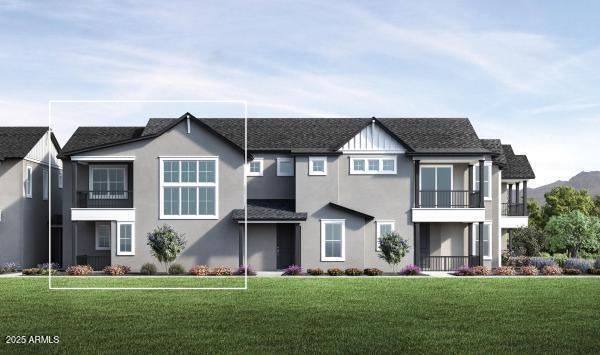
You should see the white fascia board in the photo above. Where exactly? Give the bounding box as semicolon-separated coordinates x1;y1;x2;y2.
500;216;529;229
412;156;487;164
411;208;486;223
71;208;135;222
71;156;136;162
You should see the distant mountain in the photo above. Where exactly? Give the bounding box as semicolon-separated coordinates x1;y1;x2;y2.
528;171;600;204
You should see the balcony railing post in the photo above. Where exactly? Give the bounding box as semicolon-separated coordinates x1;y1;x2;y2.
523;181;528;215
414;160;420;208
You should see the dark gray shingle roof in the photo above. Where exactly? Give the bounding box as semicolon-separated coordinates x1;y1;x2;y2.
501;144;535;179
61;127;145;155
232;199;307;221
328;202;374;220
0;127;49;160
480;139;507;167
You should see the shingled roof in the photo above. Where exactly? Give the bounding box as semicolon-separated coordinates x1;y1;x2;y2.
480;139;507;167
0;127;53;160
60;114;493;156
501;144;535;180
232;199;307;221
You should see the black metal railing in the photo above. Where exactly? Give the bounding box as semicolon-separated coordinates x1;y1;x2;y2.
417;190;481;208
76;191;133;208
419;255;480;271
76;255;111;271
502;203;525;216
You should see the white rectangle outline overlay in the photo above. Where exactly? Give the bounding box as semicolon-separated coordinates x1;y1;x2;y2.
48;99;248;290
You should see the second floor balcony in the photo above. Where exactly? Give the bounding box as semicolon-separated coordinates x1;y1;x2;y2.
501;202;526;216
76;190;133;208
416;190;482;208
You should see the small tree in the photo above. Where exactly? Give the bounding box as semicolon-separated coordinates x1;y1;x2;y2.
527;199;544;229
378;231;410;272
146;225;187;272
511;226;545;256
542;186;595;225
545;210;600;257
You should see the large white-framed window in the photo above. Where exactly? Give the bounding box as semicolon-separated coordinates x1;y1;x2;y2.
276;157;294;176
95;222;111;251
473;161;492;200
58;170;63;189
42;168;49;200
309;156;327;176
24;165;33;198
420;165;453;208
376;220;395;251
473;222;492;260
246;158;263;177
349;157;396;175
89;165;128;199
159;157;218;219
117;222;134;255
321;219;345;261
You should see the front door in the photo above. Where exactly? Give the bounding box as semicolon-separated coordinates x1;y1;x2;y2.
276;224;295;269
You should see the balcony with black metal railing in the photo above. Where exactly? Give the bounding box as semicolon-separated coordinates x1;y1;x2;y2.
76;191;133;208
502;203;526;216
416;190;482;208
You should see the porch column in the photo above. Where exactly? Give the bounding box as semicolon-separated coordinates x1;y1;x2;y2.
478;160;485;208
72;222;78;266
523;181;528;215
71;161;78;206
468;223;473;267
414;160;420;207
238;223;245;266
468;165;473;207
508;229;513;253
515;182;521;209
414;223;421;267
508;184;513;204
478;221;484;266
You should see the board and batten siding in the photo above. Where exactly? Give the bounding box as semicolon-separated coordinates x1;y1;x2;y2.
339;122;405;153
25;131;62;169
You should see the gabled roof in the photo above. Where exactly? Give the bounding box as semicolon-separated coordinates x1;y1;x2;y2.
501;144;535;180
328;202;374;220
232;199;307;221
61;114;494;157
0;127;60;160
480;139;507;167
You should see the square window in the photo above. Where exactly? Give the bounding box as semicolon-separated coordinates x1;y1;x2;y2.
382;159;395;172
199;160;215;183
163;161;180;183
277;158;294;176
368;159;380;171
309;157;327;175
181;161;197;183
353;159;365;172
247;159;263;176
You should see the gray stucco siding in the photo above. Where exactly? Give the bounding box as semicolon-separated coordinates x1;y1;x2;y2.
247;154;294;199
0;160;23;266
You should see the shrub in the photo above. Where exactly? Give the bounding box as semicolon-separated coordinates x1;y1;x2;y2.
140;263;157;275
168;263;185;275
588;268;600;275
344;268;363;276
281;264;302;276
472;265;490;276
307;268;323;276
529;257;557;269
232;265;256;276
594;257;600;269
506;256;530;267
562;268;581;275
147;224;187;272
551;253;568;267
66;265;93;276
209;266;232;276
103;265;131;276
511;226;545;256
327;268;344;276
564;258;592;272
542;265;562;275
363;268;383;276
188;265;209;276
455;265;475;276
521;266;539;276
22;268;41;275
399;264;421;275
36;262;59;275
378;232;410;272
1;262;18;273
494;266;514;276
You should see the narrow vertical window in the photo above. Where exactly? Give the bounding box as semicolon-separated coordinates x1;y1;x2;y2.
95;222;111;250
42;168;49;200
376;221;395;251
474;163;492;200
58;170;63;189
24;165;33;198
473;222;491;259
117;222;135;255
321;219;345;261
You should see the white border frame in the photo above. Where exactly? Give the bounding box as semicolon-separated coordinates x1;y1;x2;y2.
246;158;263;177
473;161;492;201
116;221;135;256
472;221;493;260
89;164;129;199
349;156;397;175
48;99;248;291
308;156;327;176
95;222;111;251
320;219;345;261
376;220;395;251
419;164;453;207
276;157;294;176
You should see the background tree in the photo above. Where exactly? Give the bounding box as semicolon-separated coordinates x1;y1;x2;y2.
147;225;187;272
378;232;410;273
511;226;545;256
592;195;600;218
542;186;595;226
527;199;544;229
544;210;600;257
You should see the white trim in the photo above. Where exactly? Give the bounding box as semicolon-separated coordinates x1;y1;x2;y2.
116;221;135;256
23;157;61;169
89;164;128;199
71;156;136;162
473;221;492;260
473;161;492;201
349;157;397;175
71;208;136;222
42;168;49;200
320;219;345;261
24;165;33;198
276;157;294;176
411;208;485;223
411;156;486;164
376;220;395;251
246;158;263;177
309;156;327;176
500;216;529;229
186;117;191;134
95;222;111;250
236;220;301;224
342;150;404;154
339;122;405;153
159;157;219;220
497;169;502;266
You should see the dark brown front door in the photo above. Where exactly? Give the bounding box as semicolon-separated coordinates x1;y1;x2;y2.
276;224;295;269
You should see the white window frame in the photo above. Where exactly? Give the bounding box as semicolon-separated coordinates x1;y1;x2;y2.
473;161;492;201
308;156;327;176
276;157;294;176
116;221;135;256
349;157;397;175
24;165;33;198
320;219;345;261
472;222;492;260
89;164;128;199
58;170;63;189
419;165;454;207
159;157;219;220
246;158;263;177
42;168;48;200
95;222;111;251
376;220;395;251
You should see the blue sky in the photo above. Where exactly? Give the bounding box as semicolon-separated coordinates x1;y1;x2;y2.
1;1;599;186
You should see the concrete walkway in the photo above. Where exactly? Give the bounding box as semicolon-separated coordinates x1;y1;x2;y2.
0;272;22;277
423;271;455;277
256;271;283;277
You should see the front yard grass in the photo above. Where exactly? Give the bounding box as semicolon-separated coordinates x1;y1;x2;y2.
1;277;600;354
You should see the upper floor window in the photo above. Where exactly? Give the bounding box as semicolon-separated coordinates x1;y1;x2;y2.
247;158;263;177
321;219;345;261
277;157;294;176
474;162;492;200
376;221;395;251
24;165;32;198
473;222;492;259
309;157;327;176
420;165;452;208
160;157;218;219
350;157;396;175
89;165;127;199
58;170;63;189
42;168;48;200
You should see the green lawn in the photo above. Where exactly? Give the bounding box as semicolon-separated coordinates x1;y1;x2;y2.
1;277;600;354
